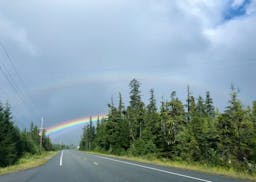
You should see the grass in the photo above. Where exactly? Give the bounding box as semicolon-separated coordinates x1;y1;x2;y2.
86;151;256;182
0;151;58;176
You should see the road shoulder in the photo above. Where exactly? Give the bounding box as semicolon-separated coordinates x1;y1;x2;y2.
84;151;256;182
0;151;58;176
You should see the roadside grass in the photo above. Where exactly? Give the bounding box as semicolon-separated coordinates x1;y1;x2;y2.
86;151;256;182
0;151;58;176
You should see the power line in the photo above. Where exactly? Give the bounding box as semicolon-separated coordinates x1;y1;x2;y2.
0;65;24;103
0;64;32;123
0;42;36;122
0;42;37;109
0;42;28;88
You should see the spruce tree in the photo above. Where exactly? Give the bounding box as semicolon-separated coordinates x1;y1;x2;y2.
196;96;206;117
186;85;192;122
128;79;144;141
205;91;215;117
0;103;20;166
145;89;159;140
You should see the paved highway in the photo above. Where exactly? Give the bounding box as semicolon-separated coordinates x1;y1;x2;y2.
0;150;246;182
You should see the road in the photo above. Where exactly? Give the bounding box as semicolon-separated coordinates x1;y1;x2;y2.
0;150;246;182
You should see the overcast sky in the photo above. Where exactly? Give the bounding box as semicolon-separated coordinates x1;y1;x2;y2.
0;0;255;144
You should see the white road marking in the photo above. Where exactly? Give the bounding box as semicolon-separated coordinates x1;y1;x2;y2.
60;150;63;166
92;155;212;182
93;162;98;166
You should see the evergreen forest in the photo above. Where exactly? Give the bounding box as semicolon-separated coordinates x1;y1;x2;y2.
80;79;256;173
0;102;54;167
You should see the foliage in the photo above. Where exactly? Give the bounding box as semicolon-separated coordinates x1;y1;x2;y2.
79;79;256;174
0;151;57;175
0;102;54;167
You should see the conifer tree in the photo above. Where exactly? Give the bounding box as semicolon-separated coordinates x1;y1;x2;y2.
80;79;256;172
127;79;144;141
205;91;215;117
186;85;192;122
0;103;20;166
196;96;206;117
145;89;159;140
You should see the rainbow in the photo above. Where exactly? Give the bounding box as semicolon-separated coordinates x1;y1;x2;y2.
45;114;107;136
32;72;206;96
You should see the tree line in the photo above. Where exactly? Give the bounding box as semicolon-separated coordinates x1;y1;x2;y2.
0;102;54;167
80;79;256;172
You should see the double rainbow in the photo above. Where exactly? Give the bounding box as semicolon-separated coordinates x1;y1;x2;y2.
45;114;106;136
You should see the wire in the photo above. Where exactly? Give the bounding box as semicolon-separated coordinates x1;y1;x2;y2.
0;42;29;89
0;42;37;123
0;64;31;123
0;42;37;109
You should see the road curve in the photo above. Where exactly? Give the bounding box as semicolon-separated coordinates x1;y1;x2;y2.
0;150;246;182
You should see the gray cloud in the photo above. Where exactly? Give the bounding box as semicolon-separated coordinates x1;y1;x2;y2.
0;0;255;144
0;14;37;55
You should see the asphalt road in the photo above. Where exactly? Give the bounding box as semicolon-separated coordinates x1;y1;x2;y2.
0;150;247;182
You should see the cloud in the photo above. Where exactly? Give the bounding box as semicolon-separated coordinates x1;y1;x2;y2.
204;14;256;62
231;0;246;8
0;0;255;144
0;14;37;55
177;0;225;27
246;0;256;14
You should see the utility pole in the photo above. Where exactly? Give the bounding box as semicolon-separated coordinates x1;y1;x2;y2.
39;117;44;154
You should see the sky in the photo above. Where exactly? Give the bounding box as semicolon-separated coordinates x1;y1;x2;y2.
0;0;255;144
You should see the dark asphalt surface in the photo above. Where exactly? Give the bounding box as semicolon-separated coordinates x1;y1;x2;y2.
0;150;248;182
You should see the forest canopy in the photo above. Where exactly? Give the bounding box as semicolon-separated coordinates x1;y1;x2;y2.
0;102;54;167
80;79;256;173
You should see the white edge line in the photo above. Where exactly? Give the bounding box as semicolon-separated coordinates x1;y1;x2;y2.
60;150;63;166
92;155;212;182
